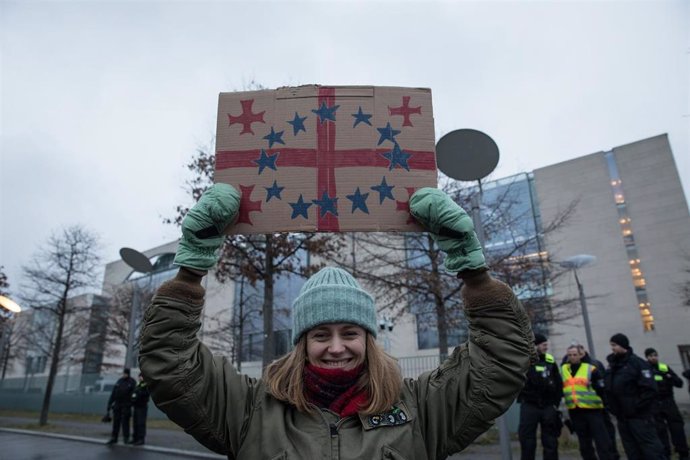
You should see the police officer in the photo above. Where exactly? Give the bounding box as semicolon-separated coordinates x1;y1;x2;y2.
645;348;689;460
519;333;563;460
131;373;150;446
106;368;136;445
605;333;664;460
574;345;621;460
562;345;612;460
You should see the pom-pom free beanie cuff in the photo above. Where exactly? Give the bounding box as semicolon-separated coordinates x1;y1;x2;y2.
292;267;377;344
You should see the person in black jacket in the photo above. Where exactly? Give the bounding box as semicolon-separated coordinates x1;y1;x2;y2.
131;373;150;446
518;333;563;460
605;333;664;460
106;368;136;445
645;348;688;460
562;344;620;460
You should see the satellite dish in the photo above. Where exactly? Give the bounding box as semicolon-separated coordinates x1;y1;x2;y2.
436;129;500;181
120;247;154;273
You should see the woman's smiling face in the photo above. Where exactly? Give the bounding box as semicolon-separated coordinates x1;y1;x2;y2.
306;323;366;370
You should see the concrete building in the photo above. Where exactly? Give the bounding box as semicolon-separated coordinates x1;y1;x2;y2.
534;134;690;403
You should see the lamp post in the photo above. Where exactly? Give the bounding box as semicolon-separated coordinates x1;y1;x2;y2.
558;254;597;360
119;248;154;370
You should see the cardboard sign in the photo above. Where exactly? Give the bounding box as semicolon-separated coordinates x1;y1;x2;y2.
214;85;437;234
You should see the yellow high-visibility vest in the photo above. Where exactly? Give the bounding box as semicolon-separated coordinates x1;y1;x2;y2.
562;363;604;409
654;362;669;382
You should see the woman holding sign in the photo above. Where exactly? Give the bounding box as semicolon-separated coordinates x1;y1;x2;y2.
139;183;534;459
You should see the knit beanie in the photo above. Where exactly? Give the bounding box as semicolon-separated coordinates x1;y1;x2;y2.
610;333;630;349
292;267;377;344
534;333;548;345
644;347;657;357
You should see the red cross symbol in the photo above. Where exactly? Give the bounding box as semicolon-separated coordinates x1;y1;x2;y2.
237;185;262;224
388;96;422;127
217;88;435;230
396;187;418;224
228;99;266;135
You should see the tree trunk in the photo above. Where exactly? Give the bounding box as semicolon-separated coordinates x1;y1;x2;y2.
39;302;66;426
262;234;275;369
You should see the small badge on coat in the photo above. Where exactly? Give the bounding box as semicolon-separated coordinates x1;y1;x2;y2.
360;401;413;430
642;369;652;379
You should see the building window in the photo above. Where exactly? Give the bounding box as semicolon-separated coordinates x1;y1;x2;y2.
605;151;654;331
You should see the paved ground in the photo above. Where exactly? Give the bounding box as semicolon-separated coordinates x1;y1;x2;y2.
1;430;223;459
0;413;589;460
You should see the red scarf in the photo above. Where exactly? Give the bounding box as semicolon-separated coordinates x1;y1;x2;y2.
304;364;369;417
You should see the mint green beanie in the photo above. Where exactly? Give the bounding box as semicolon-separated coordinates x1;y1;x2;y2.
292;267;377;344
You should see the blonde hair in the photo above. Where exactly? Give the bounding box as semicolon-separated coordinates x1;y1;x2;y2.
263;333;402;415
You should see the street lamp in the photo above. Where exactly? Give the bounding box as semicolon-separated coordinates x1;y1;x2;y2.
119;248;154;370
557;254;597;360
0;295;22;313
0;295;22;383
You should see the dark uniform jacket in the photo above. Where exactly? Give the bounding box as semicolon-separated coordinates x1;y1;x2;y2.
650;362;683;400
139;270;534;460
108;376;136;409
132;381;151;408
605;348;657;419
519;351;563;408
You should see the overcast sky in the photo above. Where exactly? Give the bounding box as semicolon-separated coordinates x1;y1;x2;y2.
1;0;688;299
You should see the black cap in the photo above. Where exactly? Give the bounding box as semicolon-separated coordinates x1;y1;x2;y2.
644;347;657;357
534;333;548;345
610;333;630;349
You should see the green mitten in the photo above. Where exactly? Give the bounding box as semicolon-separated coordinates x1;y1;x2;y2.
174;183;240;271
409;187;487;273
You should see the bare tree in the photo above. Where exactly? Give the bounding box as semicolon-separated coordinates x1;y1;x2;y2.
167;135;345;368
338;176;579;358
0;266;23;381
20;226;101;426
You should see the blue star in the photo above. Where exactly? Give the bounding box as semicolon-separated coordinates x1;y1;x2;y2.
253;149;279;175
351;106;373;128
346;187;370;214
381;143;412;171
287;112;307;136
312;191;339;217
370;176;395;204
264;180;284;202
376;122;401;146
262;127;285;148
311;101;340;124
289;194;312;219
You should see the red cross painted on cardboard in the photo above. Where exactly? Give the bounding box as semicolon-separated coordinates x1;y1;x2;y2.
214;85;438;234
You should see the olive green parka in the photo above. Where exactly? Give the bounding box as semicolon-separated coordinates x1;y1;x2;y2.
139;269;534;460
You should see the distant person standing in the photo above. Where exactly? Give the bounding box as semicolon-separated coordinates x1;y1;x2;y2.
131;373;150;446
106;368;136;445
645;348;688;460
562;345;612;460
518;333;563;460
605;334;664;460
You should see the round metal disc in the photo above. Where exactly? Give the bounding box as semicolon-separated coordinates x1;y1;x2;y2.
119;247;154;273
436;129;500;181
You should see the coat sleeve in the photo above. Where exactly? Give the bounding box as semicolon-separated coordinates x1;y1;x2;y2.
138;269;258;457
668;366;684;388
408;272;535;459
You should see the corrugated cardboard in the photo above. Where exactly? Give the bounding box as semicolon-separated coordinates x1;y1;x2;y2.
215;85;437;234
